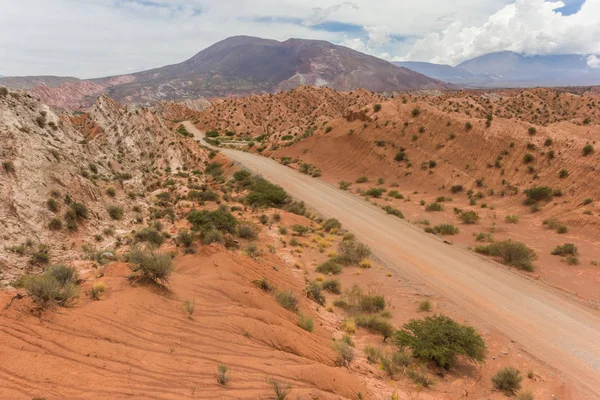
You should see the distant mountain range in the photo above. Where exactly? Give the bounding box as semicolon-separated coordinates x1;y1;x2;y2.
0;36;450;108
395;52;600;88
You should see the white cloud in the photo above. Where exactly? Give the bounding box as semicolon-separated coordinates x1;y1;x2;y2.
1;0;597;77
402;0;600;65
588;55;600;69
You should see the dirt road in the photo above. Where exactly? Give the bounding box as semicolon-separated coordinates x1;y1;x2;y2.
185;122;600;398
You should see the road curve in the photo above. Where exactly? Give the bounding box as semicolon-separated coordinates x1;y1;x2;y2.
185;122;600;398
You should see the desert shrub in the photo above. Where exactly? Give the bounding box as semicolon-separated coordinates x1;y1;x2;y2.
316;260;342;274
355;314;394;340
322;218;341;232
528;127;537;135
522;153;534;163
465;122;473;130
524;186;553;203
373;103;382;112
365;188;386;198
291;224;309;236
284;201;306;216
395;151;407;161
551;243;577;256
47;198;58;212
245;177;288;207
406;369;434;387
425;202;444;212
559;169;569;179
268;379;291;400
418;299;432;312
322;278;341;294
557;225;568;234
276;290;298;311
412;107;421;117
382;205;404;218
582;144;594;156
127;246;173;285
475;240;535;271
47;264;79;286
358;294;386;313
433;224;459;235
107;205;123;220
492;367;522;395
334;340;355;366
23;265;79;307
252;277;274;292
187;207;237;234
70;202;88;219
356;176;368;183
238;223;258;239
202;229;225;244
364;345;384;363
335;239;371;265
48;218;62;231
450;185;463;193
583;197;593;205
305;281;325;305
516;391;534;400
505;215;519;224
339;181;352;190
89;282;105;300
135;227;165;246
297;312;314;332
106;187;116;197
388;190;403;199
394;315;486;369
459;211;480;224
188;190;219;202
216;364;229;385
177;229;194;248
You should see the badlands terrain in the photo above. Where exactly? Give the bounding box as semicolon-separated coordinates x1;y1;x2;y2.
1;83;600;400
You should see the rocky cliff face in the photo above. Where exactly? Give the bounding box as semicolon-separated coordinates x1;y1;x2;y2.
0;89;207;283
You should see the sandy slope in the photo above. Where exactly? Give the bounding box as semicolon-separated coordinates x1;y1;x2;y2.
185;121;600;398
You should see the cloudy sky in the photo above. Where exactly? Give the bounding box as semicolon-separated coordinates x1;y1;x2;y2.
0;0;598;78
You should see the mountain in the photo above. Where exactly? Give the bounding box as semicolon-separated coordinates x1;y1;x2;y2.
398;52;600;88
457;51;600;87
393;61;494;86
0;36;452;109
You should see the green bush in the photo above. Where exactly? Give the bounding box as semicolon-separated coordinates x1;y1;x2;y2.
334;340;355;366
23;265;79;307
551;243;577;256
395;151;407;162
48;218;62;231
450;185;463;193
393;315;486;369
524;186;553;203
335;239;371;265
358;294;386;313
305;281;325;305
433;224;459;235
316;260;342;275
177;229;194;248
106;187;117;197
276;290;298;311
382;205;404;218
245;177;288;207
70;202;88;219
322;218;341;232
492;367;522;395
188;190;219;202
238;223;259;239
505;215;519;224
107;205;123;220
373;103;382;112
356;176;368;183
187;207;238;234
339;181;352;190
201;229;225;244
582;144;594;156
459;211;480;224
298;312;314;332
127;246;173;285
321;279;341;294
425;202;444;212
475;240;535;271
291;224;309;236
47;198;59;212
135;227;165;246
355;314;394;340
365;188;386;198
